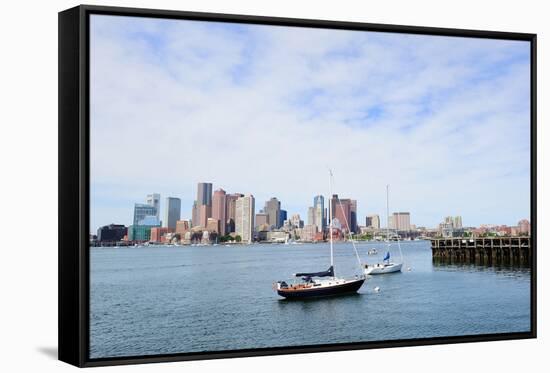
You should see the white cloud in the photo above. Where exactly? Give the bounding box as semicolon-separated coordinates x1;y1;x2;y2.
89;15;531;231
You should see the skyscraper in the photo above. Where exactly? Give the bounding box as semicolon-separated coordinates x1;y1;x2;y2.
196;182;213;206
331;195;355;232
133;203;158;225
191;201;200;228
163;197;181;230
279;210;287;226
307;207;316;226
264;197;281;229
225;193;244;233
146;193;160;219
313;195;325;230
212;189;227;236
236;195;255;243
195;182;213;228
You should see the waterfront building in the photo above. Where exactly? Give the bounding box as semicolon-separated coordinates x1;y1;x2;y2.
301;224;318;242
212;189;227;236
390;212;411;231
97;224;127;242
267;230;289;243
146;193;160;220
366;214;380;229
236;195;255;243
206;218;220;234
128;221;160;242
133;203;158;225
175;220;190;236
163;197;181;230
225;193;244;233
264;197;281;229
150;227;172;243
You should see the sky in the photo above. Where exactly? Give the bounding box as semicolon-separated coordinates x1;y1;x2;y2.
89;14;531;233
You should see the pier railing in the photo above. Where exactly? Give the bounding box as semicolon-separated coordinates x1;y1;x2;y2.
431;237;531;266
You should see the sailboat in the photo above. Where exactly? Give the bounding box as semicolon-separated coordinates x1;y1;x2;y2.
274;170;365;299
363;185;403;275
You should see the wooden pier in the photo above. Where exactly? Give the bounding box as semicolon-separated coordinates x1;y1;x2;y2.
431;237;531;266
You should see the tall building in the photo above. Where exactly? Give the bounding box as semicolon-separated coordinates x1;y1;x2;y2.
146;193;160;219
225;193;244;233
366;214;380;229
390;212;411;231
133;203;157;225
235;195;255;243
196;182;213;206
191;201;200;228
313;195;325;230
330;195;357;233
194;182;213;228
331;195;349;232
163;197;181;230
264;197;281;229
279;210;287;226
350;199;357;233
212;189;227;236
307;207;316;226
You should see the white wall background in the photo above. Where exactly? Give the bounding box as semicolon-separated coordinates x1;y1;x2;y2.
0;0;547;371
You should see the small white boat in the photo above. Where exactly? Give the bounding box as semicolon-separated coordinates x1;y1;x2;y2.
364;261;403;275
367;248;378;255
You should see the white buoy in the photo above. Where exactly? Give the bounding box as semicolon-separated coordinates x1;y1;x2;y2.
374;286;380;293
407;267;412;271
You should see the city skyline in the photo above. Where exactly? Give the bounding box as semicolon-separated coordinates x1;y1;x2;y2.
90;16;531;232
94;184;529;235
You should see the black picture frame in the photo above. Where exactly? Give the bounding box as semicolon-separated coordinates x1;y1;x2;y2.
59;4;537;368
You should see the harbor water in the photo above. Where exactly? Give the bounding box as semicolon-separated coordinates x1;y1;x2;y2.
90;241;531;358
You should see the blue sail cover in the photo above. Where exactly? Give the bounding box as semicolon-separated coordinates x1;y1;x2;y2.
295;266;334;278
383;252;390;261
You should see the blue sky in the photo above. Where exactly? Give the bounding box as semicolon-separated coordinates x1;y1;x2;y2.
90;14;531;232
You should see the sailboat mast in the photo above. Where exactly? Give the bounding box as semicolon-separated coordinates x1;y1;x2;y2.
386;184;390;243
329;170;334;269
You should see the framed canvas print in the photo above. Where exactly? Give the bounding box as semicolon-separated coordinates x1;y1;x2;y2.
58;5;537;367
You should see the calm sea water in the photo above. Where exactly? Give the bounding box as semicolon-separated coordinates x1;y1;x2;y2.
90;241;531;359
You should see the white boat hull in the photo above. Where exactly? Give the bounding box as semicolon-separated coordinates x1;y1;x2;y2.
364;262;402;275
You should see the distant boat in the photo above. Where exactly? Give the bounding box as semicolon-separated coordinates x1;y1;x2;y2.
274;170;365;298
363;185;404;276
364;251;403;275
367;248;378;255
